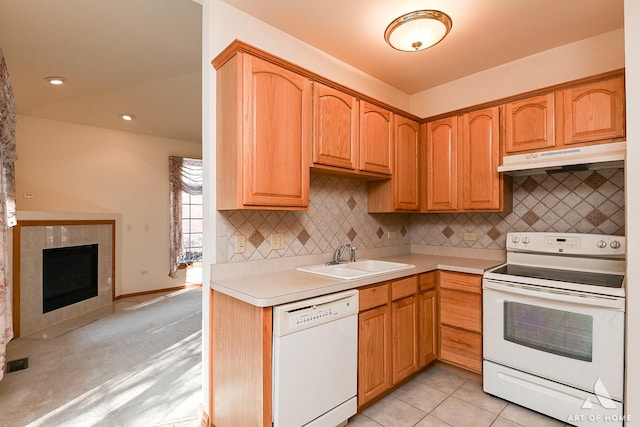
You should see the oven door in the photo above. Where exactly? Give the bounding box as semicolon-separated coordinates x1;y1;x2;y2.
483;279;625;400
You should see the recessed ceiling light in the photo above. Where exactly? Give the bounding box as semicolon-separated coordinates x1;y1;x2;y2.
120;113;136;121
45;76;66;85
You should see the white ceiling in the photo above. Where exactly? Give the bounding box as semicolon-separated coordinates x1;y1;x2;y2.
0;0;624;143
0;0;203;143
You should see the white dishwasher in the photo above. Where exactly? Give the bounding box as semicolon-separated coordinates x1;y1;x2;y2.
273;289;359;427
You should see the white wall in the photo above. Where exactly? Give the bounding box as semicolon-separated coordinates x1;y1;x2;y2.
14;115;202;296
199;0;212;416
624;0;638;420
410;29;625;118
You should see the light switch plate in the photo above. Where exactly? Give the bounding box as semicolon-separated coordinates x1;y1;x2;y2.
235;235;246;253
271;233;285;250
463;232;477;241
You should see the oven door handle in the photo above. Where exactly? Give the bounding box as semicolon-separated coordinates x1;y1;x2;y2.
483;280;625;311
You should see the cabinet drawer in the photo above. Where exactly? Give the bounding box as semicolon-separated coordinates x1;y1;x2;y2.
439;271;481;294
439;289;481;333
391;276;417;301
419;271;437;292
359;283;389;311
440;325;482;373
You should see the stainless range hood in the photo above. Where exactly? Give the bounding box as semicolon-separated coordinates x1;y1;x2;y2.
498;141;626;176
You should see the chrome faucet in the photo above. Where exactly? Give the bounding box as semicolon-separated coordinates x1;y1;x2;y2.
327;243;357;265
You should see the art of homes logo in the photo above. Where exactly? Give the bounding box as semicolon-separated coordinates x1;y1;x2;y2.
580;378;617;410
567;378;631;424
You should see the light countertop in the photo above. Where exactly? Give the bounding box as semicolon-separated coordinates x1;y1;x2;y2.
210;251;504;307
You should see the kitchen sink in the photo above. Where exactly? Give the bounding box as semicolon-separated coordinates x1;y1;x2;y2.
296;259;415;280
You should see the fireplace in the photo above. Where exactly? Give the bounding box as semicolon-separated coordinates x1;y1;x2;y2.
42;244;99;313
15;219;114;336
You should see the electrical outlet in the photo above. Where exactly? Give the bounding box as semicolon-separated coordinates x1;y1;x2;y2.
387;231;397;240
235;235;246;253
463;232;477;241
271;233;285;250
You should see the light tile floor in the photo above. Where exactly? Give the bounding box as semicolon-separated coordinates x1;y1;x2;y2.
348;362;571;427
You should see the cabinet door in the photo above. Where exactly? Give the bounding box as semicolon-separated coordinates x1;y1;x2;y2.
460;107;501;210
425;116;458;211
392;295;418;384
242;55;311;207
393;116;420;210
312;83;358;170
504;94;555;154
418;289;437;368
562;76;625;145
358;305;391;407
360;101;393;175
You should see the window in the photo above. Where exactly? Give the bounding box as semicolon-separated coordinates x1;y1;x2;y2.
180;191;203;265
169;156;202;278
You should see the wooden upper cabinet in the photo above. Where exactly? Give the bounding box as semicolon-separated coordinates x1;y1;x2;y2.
425;116;458;211
504;94;555;154
368;115;420;212
461;107;502;210
561;76;625;145
393;117;421;210
424;109;510;213
216;52;311;210
312;82;359;170
360;101;394;175
502;73;625;155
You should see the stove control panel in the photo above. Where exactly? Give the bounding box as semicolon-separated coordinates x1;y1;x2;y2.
507;232;625;256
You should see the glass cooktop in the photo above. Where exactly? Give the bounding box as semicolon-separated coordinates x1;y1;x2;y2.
490;264;624;289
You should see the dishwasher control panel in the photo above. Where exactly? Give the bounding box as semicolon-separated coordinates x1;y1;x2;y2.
273;289;359;336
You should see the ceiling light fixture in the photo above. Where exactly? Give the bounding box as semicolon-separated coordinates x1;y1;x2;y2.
120;113;136;121
384;10;452;52
45;76;66;85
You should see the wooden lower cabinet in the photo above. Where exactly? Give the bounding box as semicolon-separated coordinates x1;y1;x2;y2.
418;288;437;367
438;271;483;373
210;290;273;427
439;326;482;373
391;294;418;384
439;289;481;333
358;298;391;407
358;274;440;408
209;270;484;423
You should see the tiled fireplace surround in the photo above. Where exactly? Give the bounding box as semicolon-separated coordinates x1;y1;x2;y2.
18;222;114;335
217;168;625;263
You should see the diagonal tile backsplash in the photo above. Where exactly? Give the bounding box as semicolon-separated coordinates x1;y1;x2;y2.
217;168;625;263
412;168;625;249
217;174;410;263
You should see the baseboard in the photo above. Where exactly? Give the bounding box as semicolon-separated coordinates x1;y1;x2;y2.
116;283;202;300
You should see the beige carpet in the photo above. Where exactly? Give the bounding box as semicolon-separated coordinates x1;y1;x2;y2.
0;288;202;427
